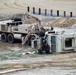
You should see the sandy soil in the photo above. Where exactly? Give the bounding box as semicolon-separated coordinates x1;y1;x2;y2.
0;0;76;16
3;67;76;75
0;42;75;75
0;51;76;75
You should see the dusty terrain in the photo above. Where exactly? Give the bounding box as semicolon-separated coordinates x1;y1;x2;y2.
0;41;75;75
48;18;76;28
0;0;76;16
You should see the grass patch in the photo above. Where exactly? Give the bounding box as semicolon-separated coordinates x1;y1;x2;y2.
0;48;37;61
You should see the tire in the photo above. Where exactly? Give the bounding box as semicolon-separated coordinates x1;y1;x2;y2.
38;49;43;54
45;45;50;54
7;34;14;43
45;49;50;54
1;33;7;42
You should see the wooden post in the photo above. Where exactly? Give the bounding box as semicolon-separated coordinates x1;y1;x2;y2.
64;11;66;17
33;7;35;14
57;10;59;17
45;9;47;16
27;6;30;12
51;10;53;16
39;8;41;15
70;12;73;17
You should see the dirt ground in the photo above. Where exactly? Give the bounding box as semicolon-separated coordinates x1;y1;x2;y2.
0;0;76;16
0;41;76;75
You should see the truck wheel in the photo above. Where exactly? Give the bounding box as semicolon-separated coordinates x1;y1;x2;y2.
7;34;14;43
45;45;50;54
1;33;7;42
45;49;50;54
38;49;43;54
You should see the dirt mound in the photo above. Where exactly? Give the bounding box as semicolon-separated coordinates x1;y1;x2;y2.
22;14;37;24
49;18;76;28
0;14;37;24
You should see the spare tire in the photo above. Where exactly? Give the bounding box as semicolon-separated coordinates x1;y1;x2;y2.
1;33;7;42
7;34;14;43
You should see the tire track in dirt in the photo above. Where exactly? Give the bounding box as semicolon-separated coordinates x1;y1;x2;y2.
0;1;8;9
3;2;24;10
14;2;26;8
0;55;76;74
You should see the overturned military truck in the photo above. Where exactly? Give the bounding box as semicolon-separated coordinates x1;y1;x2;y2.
31;28;76;54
